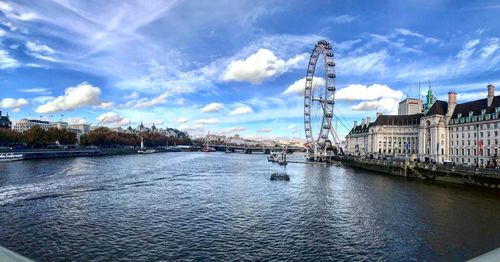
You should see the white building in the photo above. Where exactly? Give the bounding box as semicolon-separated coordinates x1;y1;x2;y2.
398;98;423;115
448;84;500;166
12;118;51;132
346;84;500;166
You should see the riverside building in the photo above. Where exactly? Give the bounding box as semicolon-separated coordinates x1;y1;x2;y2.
12;118;51;132
346;84;500;166
0;111;12;131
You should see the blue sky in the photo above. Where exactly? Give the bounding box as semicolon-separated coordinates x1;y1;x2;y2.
0;0;499;139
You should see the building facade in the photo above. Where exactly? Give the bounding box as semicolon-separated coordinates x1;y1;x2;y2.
346;84;500;166
398;98;423;115
12;118;52;132
0;111;12;131
448;84;500;166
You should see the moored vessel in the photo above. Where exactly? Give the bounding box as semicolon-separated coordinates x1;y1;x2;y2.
0;153;24;162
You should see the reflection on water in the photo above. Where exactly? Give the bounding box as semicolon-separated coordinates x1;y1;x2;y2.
0;152;499;261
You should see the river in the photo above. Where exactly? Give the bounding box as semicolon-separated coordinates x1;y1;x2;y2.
0;152;499;261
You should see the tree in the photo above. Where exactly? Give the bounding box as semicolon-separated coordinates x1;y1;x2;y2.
24;125;48;148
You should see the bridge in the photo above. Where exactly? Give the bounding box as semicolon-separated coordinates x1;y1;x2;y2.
211;144;305;154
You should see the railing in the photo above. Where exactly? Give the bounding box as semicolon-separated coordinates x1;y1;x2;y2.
0;245;32;262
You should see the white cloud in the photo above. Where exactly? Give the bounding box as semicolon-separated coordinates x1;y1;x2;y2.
96;101;114;110
394;28;438;44
193;118;219;125
26;41;55;54
281;124;296;130
0;2;37;21
223;49;307;84
329;15;356;23
282;76;325;95
457;92;488;102
480;38;499;58
336;84;404;101
257;128;272;133
96;112;130;126
338;51;388;76
32;96;55;104
25;41;57;62
174;117;188;123
64;117;87;125
0;49;20;69
229;105;253;115
20;88;51;94
201;102;224;113
0;97;29;109
131;91;169;108
35;82;101;113
457;39;480;64
351;98;399;115
395;28;424;38
124;91;140;99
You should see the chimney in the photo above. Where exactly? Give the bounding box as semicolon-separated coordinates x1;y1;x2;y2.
448;91;457;105
487;84;495;107
447;91;457;116
354;120;358;127
376;112;383;119
361;118;366;127
367;117;371;124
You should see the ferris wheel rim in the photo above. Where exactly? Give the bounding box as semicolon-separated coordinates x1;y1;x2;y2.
304;40;336;150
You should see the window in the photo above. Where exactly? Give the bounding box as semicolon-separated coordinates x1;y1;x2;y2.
482;109;486;115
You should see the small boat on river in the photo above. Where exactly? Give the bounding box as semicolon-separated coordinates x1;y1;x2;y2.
0;153;24;162
270;172;290;181
137;149;157;154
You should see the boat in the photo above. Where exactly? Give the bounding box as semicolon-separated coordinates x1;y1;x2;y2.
270;172;290;181
137;149;157;154
202;147;216;152
277;152;288;166
137;136;157;154
0;153;24;162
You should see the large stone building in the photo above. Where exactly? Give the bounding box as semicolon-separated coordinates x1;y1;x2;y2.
346;84;500;166
0;111;12;131
12;118;52;132
398;98;423;115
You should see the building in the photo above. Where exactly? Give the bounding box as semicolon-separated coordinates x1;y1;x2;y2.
448;84;500;166
0;111;12;131
346;114;421;159
398;98;423;115
12;118;51;132
52;121;69;129
346;84;500;166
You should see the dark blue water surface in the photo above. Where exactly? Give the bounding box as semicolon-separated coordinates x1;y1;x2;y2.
0;152;499;261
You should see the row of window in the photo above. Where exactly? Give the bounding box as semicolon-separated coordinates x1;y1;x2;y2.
449;148;499;157
451;122;500;131
451;139;499;147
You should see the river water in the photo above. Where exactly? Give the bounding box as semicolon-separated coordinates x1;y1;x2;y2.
0;152;499;261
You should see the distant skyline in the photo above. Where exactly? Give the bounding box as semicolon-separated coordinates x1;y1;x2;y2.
1;0;499;139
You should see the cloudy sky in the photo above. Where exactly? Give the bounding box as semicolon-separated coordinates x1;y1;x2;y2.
0;0;499;139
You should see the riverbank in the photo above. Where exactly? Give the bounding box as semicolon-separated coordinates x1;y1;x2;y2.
333;156;500;190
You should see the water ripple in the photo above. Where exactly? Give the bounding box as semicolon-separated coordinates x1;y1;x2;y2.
0;152;499;261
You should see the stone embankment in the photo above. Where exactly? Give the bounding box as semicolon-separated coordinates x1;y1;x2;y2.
334;156;500;190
